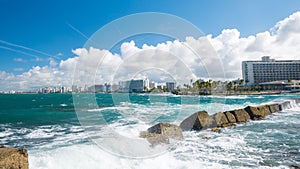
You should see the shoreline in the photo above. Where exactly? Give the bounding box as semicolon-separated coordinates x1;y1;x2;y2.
0;91;299;95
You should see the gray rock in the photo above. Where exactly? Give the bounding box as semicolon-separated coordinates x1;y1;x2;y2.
268;104;280;113
244;105;271;120
279;101;291;110
140;131;170;145
180;111;209;131
147;123;183;140
212;112;229;127
231;109;251;123
140;123;183;146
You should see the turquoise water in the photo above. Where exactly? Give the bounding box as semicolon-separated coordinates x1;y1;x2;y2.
0;93;299;168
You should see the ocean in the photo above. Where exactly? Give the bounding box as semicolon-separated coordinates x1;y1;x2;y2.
0;93;299;169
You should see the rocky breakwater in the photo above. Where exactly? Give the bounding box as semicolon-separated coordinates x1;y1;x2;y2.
0;146;28;169
180;100;298;132
140;123;183;146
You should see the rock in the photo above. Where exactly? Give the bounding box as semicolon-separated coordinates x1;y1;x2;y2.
231;109;251;123
180;111;209;131
268;104;280;113
244;105;271;120
140;131;169;145
147;123;183;139
202;115;215;128
295;99;300;104
279;101;291;110
0;146;28;169
211;128;220;132
213;112;229;127
224;111;236;123
221;123;236;127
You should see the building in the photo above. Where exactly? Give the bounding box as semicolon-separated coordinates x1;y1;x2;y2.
242;56;300;85
166;82;176;91
119;79;149;93
156;83;166;90
88;84;106;92
149;81;157;89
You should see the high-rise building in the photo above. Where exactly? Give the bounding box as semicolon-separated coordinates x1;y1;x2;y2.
166;82;176;91
119;79;149;92
242;56;300;85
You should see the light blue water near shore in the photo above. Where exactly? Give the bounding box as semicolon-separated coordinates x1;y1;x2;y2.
0;93;299;168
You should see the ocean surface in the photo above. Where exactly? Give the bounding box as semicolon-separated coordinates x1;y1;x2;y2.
0;93;299;169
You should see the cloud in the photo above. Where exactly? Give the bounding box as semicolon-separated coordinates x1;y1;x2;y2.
13;68;24;71
56;52;63;57
273;11;300;43
207;11;300;79
1;11;300;91
13;58;27;62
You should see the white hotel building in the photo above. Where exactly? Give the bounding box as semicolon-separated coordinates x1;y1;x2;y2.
242;56;300;85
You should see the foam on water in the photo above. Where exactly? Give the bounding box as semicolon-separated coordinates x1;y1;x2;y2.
28;109;300;168
1;94;300;168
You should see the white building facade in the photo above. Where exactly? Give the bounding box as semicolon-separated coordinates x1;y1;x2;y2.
242;56;300;85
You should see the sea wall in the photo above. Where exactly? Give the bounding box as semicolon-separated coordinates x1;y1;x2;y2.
0;146;28;169
180;99;299;132
141;99;300;144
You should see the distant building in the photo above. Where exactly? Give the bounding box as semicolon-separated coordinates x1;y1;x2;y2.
88;84;106;92
72;85;78;93
259;80;300;91
242;56;300;85
119;79;149;92
166;82;176;91
156;83;166;90
149;81;157;89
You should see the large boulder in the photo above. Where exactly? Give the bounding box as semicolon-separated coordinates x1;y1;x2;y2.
279;101;291;110
140;131;169;145
268;104;280;113
212;112;229;127
147;123;183;139
0;146;28;169
244;105;271;120
295;99;300;104
180;111;209;131
231;109;251;123
224;111;236;123
140;123;183;146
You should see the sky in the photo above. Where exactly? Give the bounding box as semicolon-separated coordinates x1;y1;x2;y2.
0;0;300;91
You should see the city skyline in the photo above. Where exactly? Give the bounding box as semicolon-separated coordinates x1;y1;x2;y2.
1;1;300;91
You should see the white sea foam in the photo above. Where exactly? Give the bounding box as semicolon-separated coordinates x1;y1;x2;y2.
5;95;300;168
60;104;68;107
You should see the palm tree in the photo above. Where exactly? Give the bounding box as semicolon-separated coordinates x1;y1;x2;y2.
226;81;233;93
245;79;249;86
239;79;244;86
233;81;237;92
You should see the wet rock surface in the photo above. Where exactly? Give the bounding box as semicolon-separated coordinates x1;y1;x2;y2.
141;99;299;145
231;108;251;123
180;111;209;131
140;123;183;145
244;105;271;120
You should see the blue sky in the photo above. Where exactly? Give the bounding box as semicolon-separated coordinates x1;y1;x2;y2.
0;0;300;74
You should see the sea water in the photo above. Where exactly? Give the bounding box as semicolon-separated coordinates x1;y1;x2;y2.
0;93;299;169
